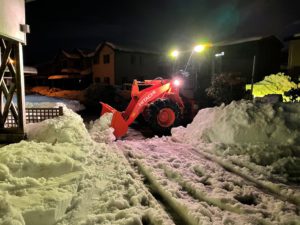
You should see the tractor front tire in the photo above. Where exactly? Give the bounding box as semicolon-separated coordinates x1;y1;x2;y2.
147;99;181;136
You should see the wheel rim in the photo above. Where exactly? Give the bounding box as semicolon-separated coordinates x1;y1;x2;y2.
157;108;176;127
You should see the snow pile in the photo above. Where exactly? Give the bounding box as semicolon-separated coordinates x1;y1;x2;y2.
0;105;92;225
88;113;116;143
26;106;92;145
245;73;297;101
172;100;300;145
1;103;173;225
172;100;300;180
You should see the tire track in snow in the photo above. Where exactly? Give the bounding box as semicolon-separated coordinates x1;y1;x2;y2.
190;147;300;207
117;138;300;225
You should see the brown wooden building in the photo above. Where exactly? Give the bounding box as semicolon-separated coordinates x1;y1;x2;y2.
35;49;93;89
92;42;166;85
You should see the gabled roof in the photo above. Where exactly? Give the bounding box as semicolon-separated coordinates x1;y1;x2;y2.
95;41;160;55
61;50;81;59
214;35;283;47
76;49;95;58
285;33;300;41
61;49;94;59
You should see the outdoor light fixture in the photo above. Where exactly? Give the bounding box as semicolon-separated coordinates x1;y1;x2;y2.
193;45;205;52
215;52;225;57
170;50;179;58
9;58;15;64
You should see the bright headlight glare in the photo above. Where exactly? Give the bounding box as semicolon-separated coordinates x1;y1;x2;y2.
174;79;181;86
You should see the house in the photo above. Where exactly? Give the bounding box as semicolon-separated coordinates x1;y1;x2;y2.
36;49;94;89
286;33;300;79
211;35;283;83
92;42;166;85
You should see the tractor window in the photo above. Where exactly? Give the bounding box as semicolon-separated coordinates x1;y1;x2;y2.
103;54;110;64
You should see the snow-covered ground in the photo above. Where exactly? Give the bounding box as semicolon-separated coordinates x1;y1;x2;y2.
25;95;85;112
0;100;299;225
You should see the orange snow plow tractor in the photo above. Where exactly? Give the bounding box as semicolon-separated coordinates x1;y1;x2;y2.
100;78;195;138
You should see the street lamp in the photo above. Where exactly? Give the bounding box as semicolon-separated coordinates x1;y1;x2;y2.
171;50;179;58
184;44;206;72
169;50;180;73
194;45;205;53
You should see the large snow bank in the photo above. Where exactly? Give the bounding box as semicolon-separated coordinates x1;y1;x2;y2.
0;105;91;225
1;104;172;225
172;101;300;180
172;101;300;145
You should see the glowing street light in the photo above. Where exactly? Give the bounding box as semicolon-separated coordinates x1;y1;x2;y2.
170;50;179;58
193;45;205;53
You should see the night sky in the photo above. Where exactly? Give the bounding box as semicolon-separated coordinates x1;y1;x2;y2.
24;0;300;65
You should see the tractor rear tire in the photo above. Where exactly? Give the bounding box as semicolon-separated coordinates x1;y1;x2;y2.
146;99;181;136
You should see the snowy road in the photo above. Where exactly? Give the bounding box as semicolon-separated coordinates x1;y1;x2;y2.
117;137;300;225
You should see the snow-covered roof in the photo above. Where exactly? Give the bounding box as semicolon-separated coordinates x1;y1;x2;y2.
5;66;37;76
95;41;160;55
76;49;95;58
62;50;81;59
213;35;282;47
24;66;38;75
285;33;300;41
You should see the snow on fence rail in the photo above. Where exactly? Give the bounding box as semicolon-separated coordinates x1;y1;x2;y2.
5;106;63;128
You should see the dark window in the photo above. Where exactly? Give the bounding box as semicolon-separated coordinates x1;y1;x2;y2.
122;77;128;84
94;53;100;64
103;54;110;64
131;55;136;65
139;56;143;65
95;77;101;83
62;60;68;68
104;77;110;84
74;60;81;68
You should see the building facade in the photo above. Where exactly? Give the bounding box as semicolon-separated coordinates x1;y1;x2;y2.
92;42;166;85
287;33;300;79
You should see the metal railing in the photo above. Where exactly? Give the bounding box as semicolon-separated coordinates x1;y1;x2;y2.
5;106;63;128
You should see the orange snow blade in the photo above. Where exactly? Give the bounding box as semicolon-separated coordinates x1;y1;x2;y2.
100;102;128;138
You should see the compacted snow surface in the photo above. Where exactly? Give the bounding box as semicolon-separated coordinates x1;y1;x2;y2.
0;100;299;225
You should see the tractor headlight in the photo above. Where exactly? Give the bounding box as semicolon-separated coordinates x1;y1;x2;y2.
173;79;181;86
